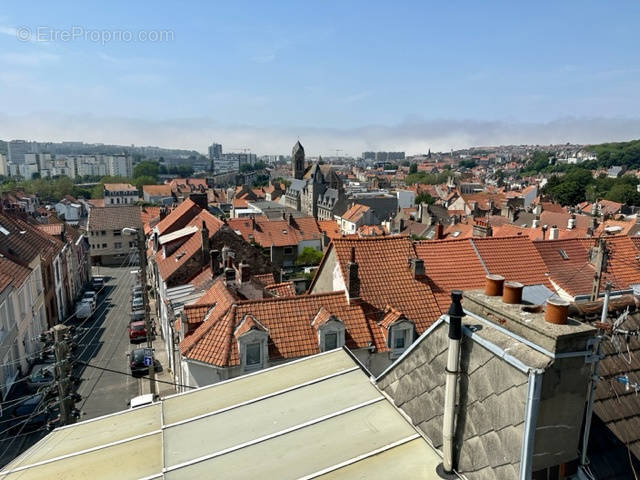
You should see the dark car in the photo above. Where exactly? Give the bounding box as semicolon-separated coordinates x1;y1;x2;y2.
7;394;54;433
26;362;55;393
92;276;105;292
128;348;160;376
128;321;147;343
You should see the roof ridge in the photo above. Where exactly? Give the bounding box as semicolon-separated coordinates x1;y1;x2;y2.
235;290;346;307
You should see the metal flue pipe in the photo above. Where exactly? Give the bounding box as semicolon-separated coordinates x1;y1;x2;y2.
443;290;463;474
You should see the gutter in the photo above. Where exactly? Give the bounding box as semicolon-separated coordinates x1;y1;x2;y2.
519;371;543;480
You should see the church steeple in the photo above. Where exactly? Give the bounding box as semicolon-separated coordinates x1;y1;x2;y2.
292;140;305;180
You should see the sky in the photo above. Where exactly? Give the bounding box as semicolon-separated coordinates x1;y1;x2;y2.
0;1;639;156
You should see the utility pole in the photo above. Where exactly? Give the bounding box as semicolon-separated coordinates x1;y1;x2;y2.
53;324;76;426
590;238;607;301
137;229;156;399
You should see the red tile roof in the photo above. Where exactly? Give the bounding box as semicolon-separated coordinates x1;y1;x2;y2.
341;204;370;223
327;236;442;332
142;184;172;196
154;199;201;236
104;183;137;192
180;291;377;366
317;220;342;240
251;273;276;286
227;216;321;248
264;281;296;297
155;210;224;283
0;256;31;292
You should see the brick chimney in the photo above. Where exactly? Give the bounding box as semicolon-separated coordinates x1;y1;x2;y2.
472;219;492;238
239;262;251;284
210;249;220;277
288;213;296;227
346;247;360;302
201;221;210;266
434;222;444;240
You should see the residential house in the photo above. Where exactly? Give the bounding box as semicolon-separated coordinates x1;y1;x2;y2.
103;183;139;206
227;214;322;266
142;184;173;205
336;204;378;235
87;205;142;266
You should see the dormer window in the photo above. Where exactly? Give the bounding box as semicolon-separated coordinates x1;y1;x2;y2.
235;315;269;372
381;307;415;359
312;307;345;352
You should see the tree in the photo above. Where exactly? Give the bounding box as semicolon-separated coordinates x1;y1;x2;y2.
295;247;323;266
415;192;435;205
605;183;640;205
132;175;157;191
133;161;160;179
409;163;418;174
459;159;477;169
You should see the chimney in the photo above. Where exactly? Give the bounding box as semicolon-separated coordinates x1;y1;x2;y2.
189;192;208;210
239;262;250;284
417;203;423;222
541;224;548;240
346;247;360;302
153;232;159;252
159;207;167;220
567;215;576;230
201;221;210;266
589;216;597;232
221;245;230;267
224;267;236;285
532;218;540;229
399;218;405;232
484;274;505;296
210;249;220;277
251;216;256;230
410;258;425;278
60;222;66;242
442;290;463;474
548;225;559;240
502;281;523;304
434;222;444;240
545;297;569;325
288;213;295;227
322;230;329;249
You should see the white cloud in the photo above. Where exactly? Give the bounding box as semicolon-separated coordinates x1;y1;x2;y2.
0;51;59;66
0;113;639;157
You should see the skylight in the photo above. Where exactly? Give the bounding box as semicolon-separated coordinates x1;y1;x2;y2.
558;249;569;260
0;226;8;236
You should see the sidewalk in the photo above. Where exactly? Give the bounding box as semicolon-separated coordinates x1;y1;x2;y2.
140;296;176;399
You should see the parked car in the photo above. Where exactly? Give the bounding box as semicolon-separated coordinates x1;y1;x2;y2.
131;285;143;296
7;394;54;433
26;362;55;393
128;393;154;409
82;291;97;309
75;299;94;321
131;297;144;310
128;321;147;343
92;276;105;292
128;348;160;376
130;310;145;323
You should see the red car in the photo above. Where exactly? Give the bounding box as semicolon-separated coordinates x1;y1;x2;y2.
128;321;147;343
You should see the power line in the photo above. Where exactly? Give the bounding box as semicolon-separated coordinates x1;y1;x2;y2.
74;361;196;390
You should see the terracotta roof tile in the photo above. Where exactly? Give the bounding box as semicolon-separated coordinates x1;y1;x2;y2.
264;281;296;297
251;273;276;286
0;256;31;292
317;220;342;240
154;199;201;236
142;184;172;196
341;204;370;223
88;205;142;232
227;216;321;247
330;236;441;332
181;291;377;366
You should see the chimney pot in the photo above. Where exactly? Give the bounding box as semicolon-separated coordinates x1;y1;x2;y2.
502;281;523;304
545;297;569;325
484;274;505;296
549;225;559;240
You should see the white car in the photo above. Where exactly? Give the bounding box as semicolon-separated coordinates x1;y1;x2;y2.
82;291;97;309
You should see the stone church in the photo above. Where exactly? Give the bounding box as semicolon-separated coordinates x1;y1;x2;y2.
284;141;347;220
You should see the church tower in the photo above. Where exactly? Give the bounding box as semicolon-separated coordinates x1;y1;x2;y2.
292;140;305;180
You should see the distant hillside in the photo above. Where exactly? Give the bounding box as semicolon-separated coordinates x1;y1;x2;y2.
586;139;640;168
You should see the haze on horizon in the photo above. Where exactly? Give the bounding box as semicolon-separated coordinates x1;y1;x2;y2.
1;1;639;156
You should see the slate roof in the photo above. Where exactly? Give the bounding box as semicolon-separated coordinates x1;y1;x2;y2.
88;205;142;232
0;255;31;292
327;236;442;332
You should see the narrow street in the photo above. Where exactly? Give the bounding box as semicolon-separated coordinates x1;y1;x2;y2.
73;265;141;420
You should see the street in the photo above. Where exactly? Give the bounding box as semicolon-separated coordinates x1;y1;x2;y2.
73;265;140;420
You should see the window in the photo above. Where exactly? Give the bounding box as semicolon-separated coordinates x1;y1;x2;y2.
389;321;414;359
113;230;121;236
283;246;294;255
114;242;122;249
324;332;338;350
246;343;261;366
394;334;405;350
101;230;106;236
102;243;107;248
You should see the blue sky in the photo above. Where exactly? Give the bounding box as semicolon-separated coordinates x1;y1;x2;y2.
1;1;639;155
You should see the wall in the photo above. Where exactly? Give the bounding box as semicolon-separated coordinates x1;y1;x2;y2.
377;322;529;480
310;248;338;294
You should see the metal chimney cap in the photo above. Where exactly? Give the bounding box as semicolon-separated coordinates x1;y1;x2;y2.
447;290;464;318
